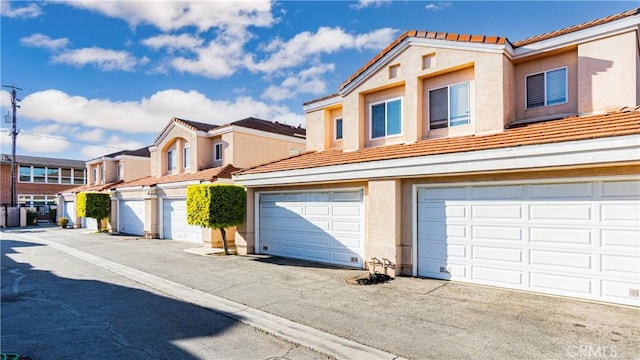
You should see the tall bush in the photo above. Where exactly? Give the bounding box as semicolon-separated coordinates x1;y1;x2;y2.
187;184;246;255
77;192;110;231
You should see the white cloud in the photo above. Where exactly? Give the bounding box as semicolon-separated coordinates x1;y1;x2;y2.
246;27;398;73
170;37;245;78
425;2;452;11
76;128;105;142
20;33;70;50
262;64;334;101
17;89;306;134
350;0;392;10
62;1;275;33
80;136;143;159
9;131;72;154
0;2;42;18
141;34;204;52
52;48;143;71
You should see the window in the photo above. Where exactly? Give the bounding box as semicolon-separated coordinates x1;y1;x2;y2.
19;166;31;182
117;162;123;180
61;169;72;184
93;166;98;184
335;118;343;140
33;167;46;183
370;98;402;139
47;167;59;183
167;150;177;171
526;67;567;109
183;146;190;169
429;81;470;129
214;143;223;161
73;169;86;185
101;165;105;183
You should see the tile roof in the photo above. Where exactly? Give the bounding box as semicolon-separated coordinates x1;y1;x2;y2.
177;118;219;132
236;109;640;176
1;154;86;168
113;164;239;188
99;145;151;159
61;181;124;194
331;8;638;96
226;117;306;138
512;7;640;48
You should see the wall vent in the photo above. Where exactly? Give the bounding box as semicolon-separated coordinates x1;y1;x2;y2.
629;288;639;297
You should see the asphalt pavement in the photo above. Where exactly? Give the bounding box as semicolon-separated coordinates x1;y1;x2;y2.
2;226;639;360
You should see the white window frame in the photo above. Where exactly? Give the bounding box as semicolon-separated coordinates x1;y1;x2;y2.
18;165;32;183
369;97;403;140
167;150;177;171
183;145;190;169
334;117;343;141
214;142;223;162
428;80;471;130
101;165;105;184
93;166;99;184
525;66;568;109
117;162;123;180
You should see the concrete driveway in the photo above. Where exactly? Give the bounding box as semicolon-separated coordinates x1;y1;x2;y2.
2;227;639;359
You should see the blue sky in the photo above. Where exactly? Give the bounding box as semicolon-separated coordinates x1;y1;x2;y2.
0;0;636;160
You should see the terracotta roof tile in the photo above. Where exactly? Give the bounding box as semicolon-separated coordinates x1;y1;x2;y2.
513;7;639;47
61;181;123;194
226;117;306;138
114;164;240;188
237;110;640;176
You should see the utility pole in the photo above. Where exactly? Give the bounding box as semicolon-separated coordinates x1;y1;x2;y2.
3;84;21;207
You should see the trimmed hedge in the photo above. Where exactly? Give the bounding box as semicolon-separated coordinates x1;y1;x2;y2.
77;192;110;222
187;184;245;229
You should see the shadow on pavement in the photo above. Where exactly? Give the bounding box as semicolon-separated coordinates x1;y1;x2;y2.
0;239;243;359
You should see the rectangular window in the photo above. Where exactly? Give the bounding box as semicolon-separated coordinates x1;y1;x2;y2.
18;195;31;206
214;143;223;161
33;167;46;183
183;146;190;169
61;168;72;184
93;167;98;184
335;118;343;140
47;167;59;184
73;169;86;185
370;98;402;139
117;162;123;180
429;81;470;130
526;67;567;109
19;165;31;182
101;165;105;183
167;150;177;171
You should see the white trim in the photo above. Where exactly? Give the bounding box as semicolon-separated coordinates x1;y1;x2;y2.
234;135;640;186
214;142;223;161
208;125;306;144
369;96;404;140
254;191;260;254
525;66;568;110
303;95;342;112
156;180;203;189
158;197;164;238
428;80;472;130
410;174;640;278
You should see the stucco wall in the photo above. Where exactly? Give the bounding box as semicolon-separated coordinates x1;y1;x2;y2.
122;157;151;182
304;109;326;152
514;49;578;120
577;30;639;114
230;132;305;169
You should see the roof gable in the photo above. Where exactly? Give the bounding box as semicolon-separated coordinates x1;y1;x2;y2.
153;117;218;146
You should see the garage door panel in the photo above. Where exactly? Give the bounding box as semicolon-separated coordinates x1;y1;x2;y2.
472;225;520;242
530;204;592;221
601;229;640;248
529;182;593;199
530;272;592;294
417;179;640;306
162;199;203;243
530;227;592;245
472;266;522;285
119;200;145;235
530;250;592;270
259;190;364;268
472;204;523;220
472;246;522;264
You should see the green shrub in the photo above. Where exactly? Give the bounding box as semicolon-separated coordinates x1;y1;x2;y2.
26;210;38;225
58;217;69;228
77;192;110;231
187;184;245;254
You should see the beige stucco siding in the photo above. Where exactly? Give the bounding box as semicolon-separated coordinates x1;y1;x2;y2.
577;30;639;114
121;157;150;182
229;132;305;169
514;49;578;120
305;109;326;152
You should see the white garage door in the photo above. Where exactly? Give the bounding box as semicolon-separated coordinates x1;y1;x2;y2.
63;201;75;226
162;199;203;243
258;190;364;268
417;179;640;306
118;200;145;235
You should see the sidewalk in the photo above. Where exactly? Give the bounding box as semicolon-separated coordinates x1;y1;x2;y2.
3;227;639;360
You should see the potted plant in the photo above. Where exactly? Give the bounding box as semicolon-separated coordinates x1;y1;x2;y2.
58;217;69;229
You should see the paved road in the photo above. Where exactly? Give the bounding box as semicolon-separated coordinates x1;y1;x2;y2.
2;227;639;360
1;234;334;360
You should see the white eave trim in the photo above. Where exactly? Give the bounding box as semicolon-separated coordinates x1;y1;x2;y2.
303;95;343;112
513;16;640;58
207;125;306;144
233;135;640;186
